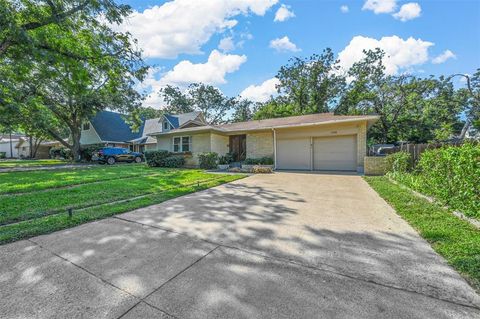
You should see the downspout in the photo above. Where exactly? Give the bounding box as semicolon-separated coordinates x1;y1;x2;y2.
272;128;277;170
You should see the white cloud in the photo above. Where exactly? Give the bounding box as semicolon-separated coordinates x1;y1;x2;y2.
269;36;301;52
159;50;247;87
393;2;421;21
432;50;456;64
139;50;247;108
116;0;278;58
218;37;235;52
340;5;349;13
274;4;295;22
240;78;280;102
337;35;434;75
362;0;397;14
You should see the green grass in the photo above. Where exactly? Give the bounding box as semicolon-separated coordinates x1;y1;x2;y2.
0;159;70;168
0;164;167;194
364;176;480;291
0;164;245;244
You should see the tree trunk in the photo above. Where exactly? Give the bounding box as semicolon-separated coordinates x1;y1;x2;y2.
32;138;42;158
459;119;471;140
71;128;81;162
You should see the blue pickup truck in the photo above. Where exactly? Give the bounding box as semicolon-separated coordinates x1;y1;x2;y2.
93;147;144;165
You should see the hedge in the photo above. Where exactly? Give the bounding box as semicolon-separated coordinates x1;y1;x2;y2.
198;152;218;169
243;156;274;165
386;143;480;219
145;150;185;168
49;147;72;160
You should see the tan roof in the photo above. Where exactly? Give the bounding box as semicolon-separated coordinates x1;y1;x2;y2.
149;113;379;136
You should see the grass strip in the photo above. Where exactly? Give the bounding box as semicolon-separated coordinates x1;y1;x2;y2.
364;176;480;292
0;159;70;168
0;170;223;225
0;164;155;194
0;174;244;245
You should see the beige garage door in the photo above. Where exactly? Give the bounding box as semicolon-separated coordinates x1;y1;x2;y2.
313;135;357;171
276;138;311;170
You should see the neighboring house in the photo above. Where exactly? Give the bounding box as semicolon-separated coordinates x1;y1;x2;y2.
80;111;146;150
0;137;20;158
17;138;65;159
0;135;63;159
149;112;379;172
80;110;205;152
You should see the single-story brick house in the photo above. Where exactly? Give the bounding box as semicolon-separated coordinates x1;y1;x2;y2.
150;112;379;172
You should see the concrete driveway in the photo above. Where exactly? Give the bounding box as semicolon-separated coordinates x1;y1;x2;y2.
1;172;479;318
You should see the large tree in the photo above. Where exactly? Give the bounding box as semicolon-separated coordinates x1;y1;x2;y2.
275;48;346;114
159;83;235;124
1;0;147;160
448;69;480;139
337;49;464;143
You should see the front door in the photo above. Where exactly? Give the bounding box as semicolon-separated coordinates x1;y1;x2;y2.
229;135;246;161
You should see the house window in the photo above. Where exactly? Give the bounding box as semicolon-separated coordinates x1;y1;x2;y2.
163;121;170;131
83;122;90;130
173;136;191;152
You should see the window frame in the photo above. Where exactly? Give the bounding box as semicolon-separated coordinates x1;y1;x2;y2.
172;136;191;153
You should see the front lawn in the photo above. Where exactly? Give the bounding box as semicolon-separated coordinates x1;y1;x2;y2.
365;176;480;292
0;159;70;168
0;164;244;244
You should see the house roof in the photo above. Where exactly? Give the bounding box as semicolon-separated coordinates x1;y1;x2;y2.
90;111;144;143
149;113;380;136
164;111;203;129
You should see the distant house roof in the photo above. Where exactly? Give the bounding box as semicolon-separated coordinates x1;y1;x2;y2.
90;111;144;143
163;111;204;129
150;113;380;136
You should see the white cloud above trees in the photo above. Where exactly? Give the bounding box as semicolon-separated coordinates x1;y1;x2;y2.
393;3;421;21
269;36;301;52
274;4;295;22
337;35;434;75
362;0;397;14
139;50;247;108
116;0;278;58
240;78;280;102
362;0;421;21
340;5;349;13
432;50;456;64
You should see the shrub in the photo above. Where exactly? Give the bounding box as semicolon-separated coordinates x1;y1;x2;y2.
144;150;171;167
218;155;229;165
198;152;218;169
385;151;412;174
80;144;104;161
243;156;274;165
251;165;273;174
0;152;5;159
162;155;185;168
49;147;72;160
414;143;480;218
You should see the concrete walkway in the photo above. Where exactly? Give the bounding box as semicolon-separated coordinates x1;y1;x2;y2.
1;172;479;318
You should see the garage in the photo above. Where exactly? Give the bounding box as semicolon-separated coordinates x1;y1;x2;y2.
276;138;311;170
276;135;357;171
313;135;357;171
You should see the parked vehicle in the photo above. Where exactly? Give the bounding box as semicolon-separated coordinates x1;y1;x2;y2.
370;144;396;156
93;147;143;165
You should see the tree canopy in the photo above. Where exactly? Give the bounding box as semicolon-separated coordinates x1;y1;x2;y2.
0;0;148;160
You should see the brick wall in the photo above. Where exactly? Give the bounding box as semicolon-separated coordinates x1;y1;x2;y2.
364;156;387;175
356;122;367;172
246;132;273;159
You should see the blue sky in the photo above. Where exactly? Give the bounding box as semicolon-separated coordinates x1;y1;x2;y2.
117;0;480;108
